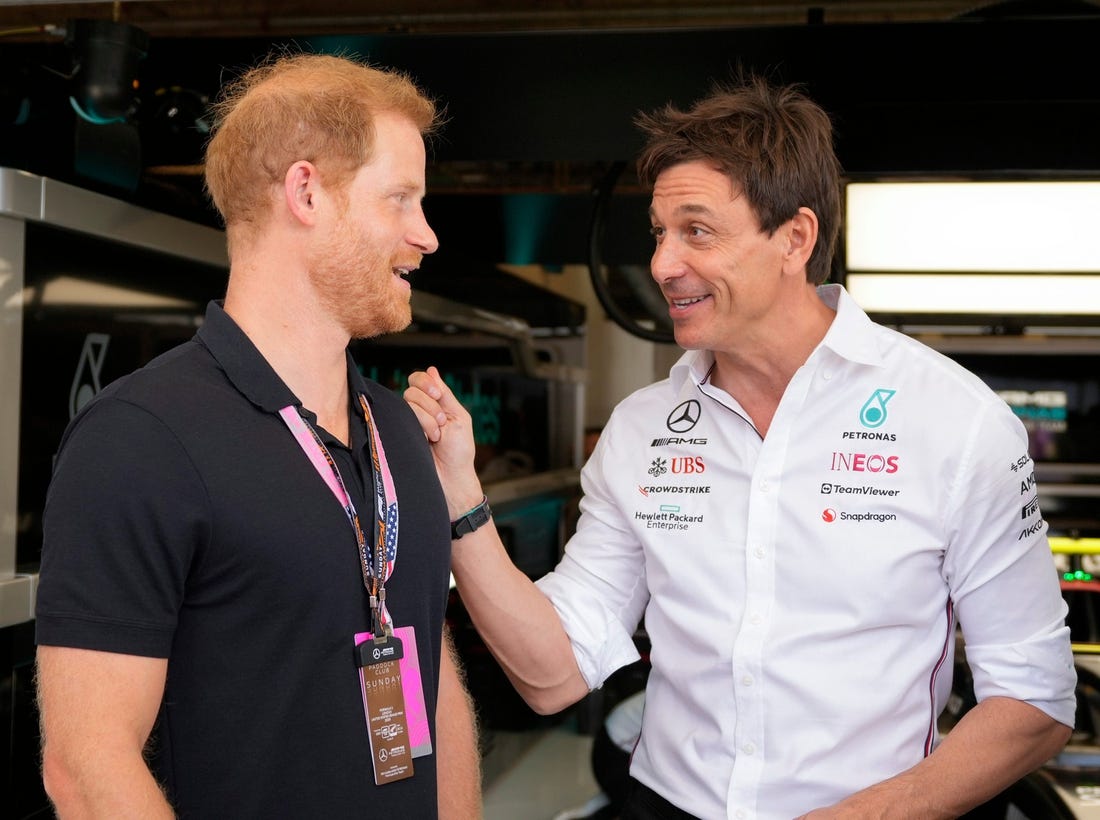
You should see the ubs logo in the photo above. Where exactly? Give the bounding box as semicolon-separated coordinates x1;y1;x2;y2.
667;400;701;433
671;456;704;474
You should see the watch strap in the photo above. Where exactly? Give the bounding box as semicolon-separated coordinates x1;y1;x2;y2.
450;496;492;540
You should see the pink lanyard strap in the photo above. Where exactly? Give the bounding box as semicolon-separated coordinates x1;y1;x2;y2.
278;394;400;632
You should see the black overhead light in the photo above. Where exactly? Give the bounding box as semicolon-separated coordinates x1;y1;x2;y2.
65;18;149;125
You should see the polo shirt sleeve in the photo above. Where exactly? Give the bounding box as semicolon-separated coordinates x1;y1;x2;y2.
35;395;210;658
536;421;645;690
943;399;1077;727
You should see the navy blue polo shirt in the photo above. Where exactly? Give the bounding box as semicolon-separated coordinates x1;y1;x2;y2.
37;301;451;818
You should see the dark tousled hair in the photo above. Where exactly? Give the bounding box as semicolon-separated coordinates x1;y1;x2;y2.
635;76;841;285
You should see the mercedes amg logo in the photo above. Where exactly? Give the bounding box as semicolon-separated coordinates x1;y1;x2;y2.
666;400;701;433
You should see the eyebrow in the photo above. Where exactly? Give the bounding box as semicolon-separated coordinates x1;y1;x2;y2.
392;178;427;197
648;202;719;220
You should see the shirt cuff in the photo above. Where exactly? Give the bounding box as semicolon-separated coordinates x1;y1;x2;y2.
966;625;1078;727
536;571;641;690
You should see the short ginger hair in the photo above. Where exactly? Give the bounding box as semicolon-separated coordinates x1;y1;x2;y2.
204;52;440;239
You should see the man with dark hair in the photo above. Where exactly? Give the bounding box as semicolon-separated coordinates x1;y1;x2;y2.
406;77;1075;819
36;53;479;818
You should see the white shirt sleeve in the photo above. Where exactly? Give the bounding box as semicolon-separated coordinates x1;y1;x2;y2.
944;399;1077;726
536;421;647;690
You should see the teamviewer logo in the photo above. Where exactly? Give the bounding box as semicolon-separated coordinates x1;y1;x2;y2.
820;483;832;495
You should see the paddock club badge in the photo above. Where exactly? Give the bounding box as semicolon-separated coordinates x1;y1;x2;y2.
357;635;414;785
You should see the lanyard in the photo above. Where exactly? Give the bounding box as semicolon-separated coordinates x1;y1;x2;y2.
278;394;400;635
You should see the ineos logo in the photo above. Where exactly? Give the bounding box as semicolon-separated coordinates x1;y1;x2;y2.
666;400;701;433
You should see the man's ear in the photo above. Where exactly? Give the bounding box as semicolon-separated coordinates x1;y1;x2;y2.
783;207;819;274
284;161;320;227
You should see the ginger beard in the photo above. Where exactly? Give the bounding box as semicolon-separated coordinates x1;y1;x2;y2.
308;202;416;340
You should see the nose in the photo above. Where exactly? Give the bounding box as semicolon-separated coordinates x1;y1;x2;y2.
650;237;684;285
410;207;439;255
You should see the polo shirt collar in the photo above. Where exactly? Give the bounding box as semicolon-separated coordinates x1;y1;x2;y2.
196;301;298;413
196;300;374;414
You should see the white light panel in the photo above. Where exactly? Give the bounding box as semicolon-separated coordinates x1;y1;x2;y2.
846;181;1100;273
845;273;1100;315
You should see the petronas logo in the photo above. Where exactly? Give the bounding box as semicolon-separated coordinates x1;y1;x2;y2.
859;389;896;429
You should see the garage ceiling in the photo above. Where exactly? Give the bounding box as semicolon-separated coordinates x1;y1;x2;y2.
0;0;1097;337
0;0;1082;38
3;0;1100;326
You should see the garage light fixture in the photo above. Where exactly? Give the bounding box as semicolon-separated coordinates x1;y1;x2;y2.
844;180;1100;317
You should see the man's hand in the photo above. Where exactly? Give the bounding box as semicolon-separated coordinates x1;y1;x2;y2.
405;366;485;517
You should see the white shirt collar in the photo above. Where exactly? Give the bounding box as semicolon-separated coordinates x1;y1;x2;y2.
668;283;884;393
815;283;883;367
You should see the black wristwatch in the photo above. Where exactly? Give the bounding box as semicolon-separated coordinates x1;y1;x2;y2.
450;496;493;540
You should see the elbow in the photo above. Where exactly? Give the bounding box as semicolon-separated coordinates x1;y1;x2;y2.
525;691;580;717
1047;720;1073;756
518;677;590;716
41;744;82;816
1024;712;1073;770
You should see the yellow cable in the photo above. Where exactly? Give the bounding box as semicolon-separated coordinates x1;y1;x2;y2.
1051;537;1100;554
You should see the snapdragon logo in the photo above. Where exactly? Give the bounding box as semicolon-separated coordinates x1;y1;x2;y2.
822;508;898;524
859;388;896;429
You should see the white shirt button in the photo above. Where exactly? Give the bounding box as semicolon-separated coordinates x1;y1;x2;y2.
749;612;763;625
822;370;833;380
754;547;765;559
735;811;746;820
741;674;754;686
760;479;770;492
742;742;756;755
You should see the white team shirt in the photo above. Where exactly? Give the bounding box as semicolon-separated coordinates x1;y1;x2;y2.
537;284;1076;819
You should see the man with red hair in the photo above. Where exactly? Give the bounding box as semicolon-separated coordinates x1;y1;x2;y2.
36;53;479;819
